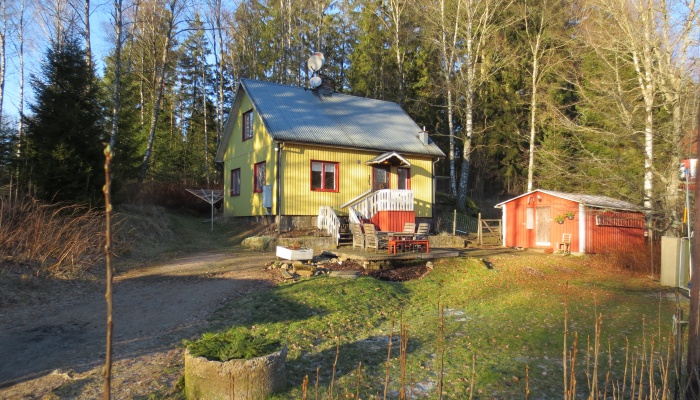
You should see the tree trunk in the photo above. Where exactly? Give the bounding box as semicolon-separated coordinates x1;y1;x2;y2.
202;53;210;188
527;41;539;192
438;0;460;196
0;0;6;128
457;80;474;212
109;0;123;150
84;0;91;67
137;0;178;185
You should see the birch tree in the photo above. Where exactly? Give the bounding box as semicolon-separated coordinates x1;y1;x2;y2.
108;0;123;149
137;0;185;184
0;0;7;128
520;0;567;192
653;0;699;234
455;0;513;211
583;0;656;210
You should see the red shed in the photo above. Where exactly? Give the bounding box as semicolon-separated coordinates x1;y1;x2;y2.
494;190;646;253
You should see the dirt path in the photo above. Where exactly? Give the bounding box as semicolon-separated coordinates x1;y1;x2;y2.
0;250;277;399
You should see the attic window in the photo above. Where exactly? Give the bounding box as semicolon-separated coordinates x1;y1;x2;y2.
242;109;253;141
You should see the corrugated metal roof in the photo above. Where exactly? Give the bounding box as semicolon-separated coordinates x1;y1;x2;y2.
495;189;646;212
238;79;445;157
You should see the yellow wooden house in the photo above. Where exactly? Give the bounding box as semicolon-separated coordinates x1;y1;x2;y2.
215;79;445;240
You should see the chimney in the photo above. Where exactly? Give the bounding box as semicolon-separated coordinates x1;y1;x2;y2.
418;126;429;144
318;73;335;95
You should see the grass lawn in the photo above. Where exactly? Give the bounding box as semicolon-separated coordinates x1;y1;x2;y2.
206;253;681;399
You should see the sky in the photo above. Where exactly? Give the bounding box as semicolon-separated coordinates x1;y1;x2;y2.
3;1;113;124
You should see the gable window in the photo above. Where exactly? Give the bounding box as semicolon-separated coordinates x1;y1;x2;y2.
242;109;253;141
254;161;266;193
397;167;410;190
230;168;241;196
311;161;339;192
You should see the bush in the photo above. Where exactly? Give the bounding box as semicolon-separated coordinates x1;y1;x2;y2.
184;328;281;362
0;195;105;276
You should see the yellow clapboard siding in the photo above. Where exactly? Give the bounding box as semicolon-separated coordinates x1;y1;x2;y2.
221;94;277;217
280;144;433;217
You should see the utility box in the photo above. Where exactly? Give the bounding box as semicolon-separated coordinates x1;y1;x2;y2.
263;185;273;209
660;236;689;288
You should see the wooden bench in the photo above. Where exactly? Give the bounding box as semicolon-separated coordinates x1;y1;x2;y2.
387;239;429;254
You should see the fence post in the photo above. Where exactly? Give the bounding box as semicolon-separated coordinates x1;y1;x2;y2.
478;213;482;246
453;209;456;236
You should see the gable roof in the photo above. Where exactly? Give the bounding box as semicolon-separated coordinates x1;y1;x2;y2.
494;189;645;212
215;79;445;162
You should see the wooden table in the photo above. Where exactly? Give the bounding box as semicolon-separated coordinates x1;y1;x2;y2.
387;238;430;254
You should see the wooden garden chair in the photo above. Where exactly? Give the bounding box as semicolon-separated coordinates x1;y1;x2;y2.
363;224;388;251
414;223;430;240
349;223;365;249
557;233;572;254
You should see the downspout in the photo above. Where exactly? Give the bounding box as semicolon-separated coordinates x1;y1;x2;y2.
276;142;284;232
432;158;440;213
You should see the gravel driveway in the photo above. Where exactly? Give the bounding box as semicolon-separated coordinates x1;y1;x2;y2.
0;250;277;399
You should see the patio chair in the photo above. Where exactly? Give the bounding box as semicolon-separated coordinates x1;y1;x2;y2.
349;223;365;249
414;223;430;240
401;222;416;235
364;224;388;251
556;233;572;254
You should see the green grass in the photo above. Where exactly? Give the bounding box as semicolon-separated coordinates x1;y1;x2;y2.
206;253;678;399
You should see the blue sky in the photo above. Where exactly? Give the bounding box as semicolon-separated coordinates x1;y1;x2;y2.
3;2;112;123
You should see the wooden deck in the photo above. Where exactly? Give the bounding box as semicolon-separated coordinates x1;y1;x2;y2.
322;247;460;261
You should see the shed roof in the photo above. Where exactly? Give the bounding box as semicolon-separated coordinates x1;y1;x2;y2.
494;189;645;212
215;79;445;162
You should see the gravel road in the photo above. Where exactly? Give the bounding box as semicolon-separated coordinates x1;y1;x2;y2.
0;250;277;399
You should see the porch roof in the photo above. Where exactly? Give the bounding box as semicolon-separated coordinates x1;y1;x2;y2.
366;151;411;167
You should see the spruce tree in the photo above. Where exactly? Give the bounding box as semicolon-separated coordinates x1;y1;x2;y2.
23;36;106;203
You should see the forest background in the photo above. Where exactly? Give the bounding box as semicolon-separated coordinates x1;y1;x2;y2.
0;0;698;237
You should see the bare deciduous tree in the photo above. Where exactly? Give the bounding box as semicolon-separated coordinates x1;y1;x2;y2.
137;0;186;184
455;0;514;211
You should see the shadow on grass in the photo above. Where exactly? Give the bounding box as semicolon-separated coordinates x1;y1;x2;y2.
280;334;424;398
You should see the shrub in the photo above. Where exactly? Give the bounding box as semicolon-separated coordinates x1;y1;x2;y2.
184;328;281;362
0;195;105;276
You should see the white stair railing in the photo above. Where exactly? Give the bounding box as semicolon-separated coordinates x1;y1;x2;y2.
317;206;341;247
348;206;361;224
346;189;414;221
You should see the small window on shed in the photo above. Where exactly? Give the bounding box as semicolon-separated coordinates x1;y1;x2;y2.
526;207;534;229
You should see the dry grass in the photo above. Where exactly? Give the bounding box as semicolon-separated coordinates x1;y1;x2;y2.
589;242;660;275
0;195;106;277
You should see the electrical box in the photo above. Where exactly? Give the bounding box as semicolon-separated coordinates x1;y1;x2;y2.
660;236;689;288
263;185;273;209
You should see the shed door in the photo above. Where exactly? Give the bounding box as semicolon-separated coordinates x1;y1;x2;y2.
536;207;551;246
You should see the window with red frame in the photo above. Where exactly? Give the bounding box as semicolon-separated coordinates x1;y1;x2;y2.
311;161;338;192
230;168;241;196
254;161;266;193
397;167;411;190
242;110;253;141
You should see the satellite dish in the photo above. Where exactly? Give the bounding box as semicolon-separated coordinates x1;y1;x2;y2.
309;76;322;89
307;52;325;72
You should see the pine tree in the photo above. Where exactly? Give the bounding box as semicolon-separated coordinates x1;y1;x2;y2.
23;36;106;203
